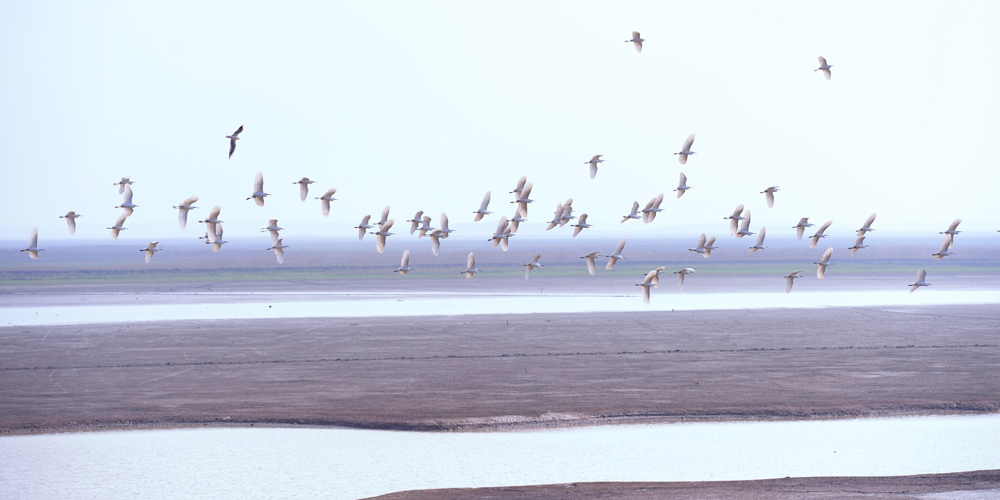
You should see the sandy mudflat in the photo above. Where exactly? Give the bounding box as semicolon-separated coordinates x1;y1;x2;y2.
364;471;1000;500
1;303;998;433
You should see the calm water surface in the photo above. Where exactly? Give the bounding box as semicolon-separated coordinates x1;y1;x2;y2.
2;415;999;500
3;289;999;326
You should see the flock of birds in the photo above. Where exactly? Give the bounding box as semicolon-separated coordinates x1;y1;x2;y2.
15;37;981;304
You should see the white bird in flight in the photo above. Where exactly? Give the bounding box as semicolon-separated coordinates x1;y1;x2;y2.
814;247;834;279
674;134;696;165
246;171;269;206
140;241;161;263
523;254;543;280
939;219;962;249
60;211;82;235
211;223;228;252
636;266;665;304
227;125;243;159
21;228;42;260
703;236;718;258
473;191;492;221
641;194;665;223
784;270;804;294
735;210;754;238
793;217;813;240
605;237;628;270
266;238;288;264
509;207;527;233
848;236;868;256
294;177;315;201
173;196;199;229
316;188;338;217
114;176;134;195
815;56;833;80
375;205;391;227
373;220;395;254
809;220;833;249
429;229;444;256
760;186;779;208
931;237;953;260
418;216;435;238
675;173;691;198
625;31;644;53
909;269;930;293
261;218;282;244
116;185;138;215
199;206;223;243
407;211;425;235
856;213;877;237
108;212;129;240
511;182;533;217
394;250;414;275
621;201;641;223
462;252;478;279
674;268;695;289
437;213;455;238
585;155;603;180
748;227;767;252
571;214;591;237
580;252;601;276
354;215;373;241
725;204;746;235
510;176;527;194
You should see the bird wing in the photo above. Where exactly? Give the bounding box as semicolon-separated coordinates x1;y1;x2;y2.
530;253;541;265
430;232;441;256
467;252;475;270
821;247;834;263
115;212;128;227
938;238;951;254
732;204;745;218
183;196;199;206
381;205;391;223
321;199;331;217
521;182;533;199
400;250;410;268
697;233;706;249
480;191;492;211
822;68;831;80
440;213;450;231
756;227;766;246
682;134;695;151
818;56;827;66
766;191;775;208
947;219;962;232
786;276;795;294
629;201;639;216
817;220;833;235
585;255;597;276
614;237;627;255
358;226;366;241
864;213;877;228
677;272;685;289
233;125;243;136
123;185;134;205
641;285;650;304
605;256;619;270
376;234;387;254
590;162;597;179
274;247;284;264
67;217;77;235
632;31;640;38
209;206;221;220
642;268;659;285
228;139;237;158
28;227;38;248
254;171;264;192
300;183;309;201
916;268;926;282
633;40;642;53
513;176;526;192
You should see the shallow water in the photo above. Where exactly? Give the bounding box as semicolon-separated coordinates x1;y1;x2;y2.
2;288;999;326
1;415;998;500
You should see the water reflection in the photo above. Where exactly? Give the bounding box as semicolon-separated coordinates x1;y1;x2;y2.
2;415;999;500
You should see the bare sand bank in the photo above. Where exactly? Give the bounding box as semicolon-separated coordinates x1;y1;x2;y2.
2;303;997;434
364;471;1000;500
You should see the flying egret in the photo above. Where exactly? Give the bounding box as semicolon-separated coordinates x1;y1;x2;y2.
636;266;665;304
558;198;575;226
621;201;641;223
814;247;834;279
931;237;953;260
294;177;315;201
784;271;805;294
848;236;868;256
246;171;269;206
815;56;833;80
376;205;391;226
725;204;746;235
172;196;199;229
21;228;42;260
675;173;691;198
641;194;665;223
580;252;601;276
354;215;373;241
571;213;591;237
116;185;138;215
474;191;492;221
545;202;565;230
418;216;435;238
510;176;527;194
606;237;628;270
689;233;708;257
211;223;228;252
511;182;533;217
736;211;754;238
940;219;962;249
856;213;877;237
261;218;283;244
761;186;779;208
407;211;425;235
227;125;243;158
523;254;543;280
108;212;129;240
60;211;82;235
792;218;813;240
438;213;455;238
462;252;478;279
585;155;603;179
394;250;414;275
809;220;833;249
316;188;338;217
429;229;444;256
510;207;527;233
140;241;160;263
266;238;288;264
703;236;718;258
199;206;223;243
674;134;696;164
373;220;395;254
748;227;767;252
909;269;930;293
488;216;509;248
625;31;644;52
674;268;695;289
114;177;134;195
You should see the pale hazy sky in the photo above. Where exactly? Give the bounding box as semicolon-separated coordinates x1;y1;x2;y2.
3;1;999;245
